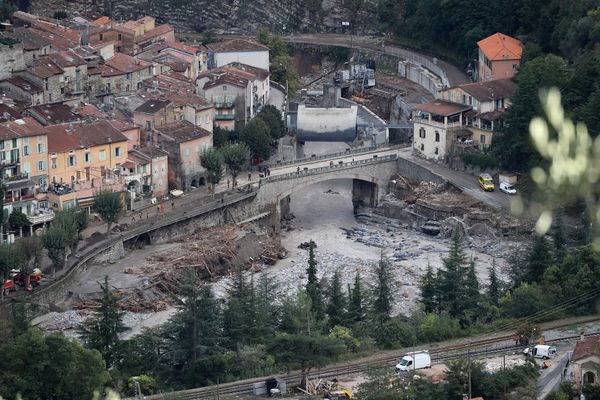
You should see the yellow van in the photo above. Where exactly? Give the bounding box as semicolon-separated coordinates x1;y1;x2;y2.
478;173;495;191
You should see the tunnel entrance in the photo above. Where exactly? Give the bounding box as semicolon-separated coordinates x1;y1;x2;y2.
351;179;378;214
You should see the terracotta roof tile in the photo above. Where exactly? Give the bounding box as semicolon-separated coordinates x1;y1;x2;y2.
478;32;523;61
226;62;269;80
104;52;151;74
207;39;269;53
0;117;43;140
156;120;211;142
166;92;212;110
1;76;43;93
13;11;80;44
445;79;515;102
45;120;128;153
134;24;174;44
91;16;111;27
12;27;51;50
572;337;600;362
49;49;86;68
411;100;472;117
27;103;76;125
134;98;172;114
29;58;63;78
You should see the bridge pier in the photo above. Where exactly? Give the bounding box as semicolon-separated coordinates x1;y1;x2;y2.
352;179;378;214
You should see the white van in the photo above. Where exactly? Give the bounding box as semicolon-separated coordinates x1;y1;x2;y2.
395;351;431;372
524;345;557;359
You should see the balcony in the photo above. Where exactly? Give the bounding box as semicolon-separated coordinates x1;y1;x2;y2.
215;114;235;121
214;101;234;110
413;116;463;129
4;172;29;183
3;192;35;204
27;209;55;225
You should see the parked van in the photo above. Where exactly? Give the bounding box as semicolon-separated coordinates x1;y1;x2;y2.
523;344;557;359
478;173;495;191
395;351;431;372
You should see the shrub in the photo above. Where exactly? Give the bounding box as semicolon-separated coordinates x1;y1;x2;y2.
460;150;498;170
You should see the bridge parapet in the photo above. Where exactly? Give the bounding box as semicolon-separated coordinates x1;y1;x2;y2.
272;143;402;168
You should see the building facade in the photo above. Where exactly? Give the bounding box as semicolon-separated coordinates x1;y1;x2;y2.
477;33;523;82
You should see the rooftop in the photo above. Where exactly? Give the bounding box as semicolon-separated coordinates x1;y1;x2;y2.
1;76;43;94
0;117;43;140
134;98;172;114
153;53;190;73
572;336;600;362
91;16;111;27
134;23;174;44
207;38;269;53
0;103;21;121
156;120;211;142
29;58;63;78
11;27;51;50
103;52;151;75
45;120;128;153
445;79;515;102
49;49;86;68
166;92;212;110
226;62;270;80
27;103;76;125
12;11;80;44
478;32;523;62
412;100;472;117
143;73;195;93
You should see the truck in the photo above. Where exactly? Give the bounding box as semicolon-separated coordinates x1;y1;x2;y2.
523;344;556;359
11;268;43;287
395;351;431;372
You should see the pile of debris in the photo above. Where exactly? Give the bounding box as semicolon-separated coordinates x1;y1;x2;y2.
298;378;353;399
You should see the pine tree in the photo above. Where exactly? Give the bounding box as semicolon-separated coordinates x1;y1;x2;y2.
439;230;468;320
165;270;222;377
419;263;437;314
551;211;567;264
526;235;553;283
488;261;501;306
223;267;257;348
254;272;279;342
78;276;129;367
326;270;347;328
347;272;365;323
462;257;481;324
305;241;324;320
372;254;394;325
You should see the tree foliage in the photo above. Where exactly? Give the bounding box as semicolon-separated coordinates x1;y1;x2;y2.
42;225;70;273
372;254;394;325
326;270;347;329
93;189;123;236
221;142;250;186
256;105;286;141
305;241;324;321
347;272;365;324
200;147;223;189
8;209;29;233
240;119;272;161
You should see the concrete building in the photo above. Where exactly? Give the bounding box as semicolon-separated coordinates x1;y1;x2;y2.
207;39;269;70
44;120;129;188
296;104;357;142
98;53;153;94
154;121;212;190
439;79;515;148
571;336;600;392
0;76;44;105
477;32;523;82
166;92;215;133
411;100;472;161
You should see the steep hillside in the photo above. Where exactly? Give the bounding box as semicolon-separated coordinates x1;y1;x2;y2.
29;0;378;34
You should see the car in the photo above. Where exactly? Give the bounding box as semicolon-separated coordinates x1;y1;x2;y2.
499;182;517;194
478;173;495;191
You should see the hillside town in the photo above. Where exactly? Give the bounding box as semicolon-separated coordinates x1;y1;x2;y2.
0;4;599;400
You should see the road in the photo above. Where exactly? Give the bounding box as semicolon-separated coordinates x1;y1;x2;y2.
284;33;469;86
268;146;513;211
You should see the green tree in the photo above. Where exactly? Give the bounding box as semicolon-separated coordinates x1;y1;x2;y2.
257;105;286;140
78;276;128;367
0;244;21;299
52;209;80;256
93;189;123;236
499;283;551;319
8;209;29;236
526;235;553;283
14;236;42;288
487;262;501;306
305;241;324;321
438;231;469;321
326;270;347;329
372;254;394;325
419;263;437;313
463;258;481;323
347;272;365;323
223;268;257;348
163;270;223;386
221;142;250;187
270;333;344;389
240;118;272;161
42;224;70;274
373;317;416;349
200;147;223;190
356;365;404;400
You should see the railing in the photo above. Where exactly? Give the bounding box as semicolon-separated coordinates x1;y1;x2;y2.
413;117;463;129
271;143;401;168
27;210;55;225
263;154;398;184
4;172;29;182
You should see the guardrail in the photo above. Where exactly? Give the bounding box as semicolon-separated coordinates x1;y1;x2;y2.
264;154;398;184
272;144;401;168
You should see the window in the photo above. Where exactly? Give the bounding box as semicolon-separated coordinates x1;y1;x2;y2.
419;128;426;138
118;33;122;40
126;72;132;80
462;94;466;105
39;176;46;187
23;145;30;155
223;85;227;91
23;162;30;174
51;158;57;169
205;115;209;124
480;135;486;144
11;138;17;148
48;93;52;102
435;131;440;142
114;147;121;157
420;144;424;151
37;143;45;153
37;160;45;171
68;155;76;166
84;152;91;163
99;33;104;41
512;63;518;70
584;371;596;384
434;147;439;155
146;121;151;131
45;79;48;91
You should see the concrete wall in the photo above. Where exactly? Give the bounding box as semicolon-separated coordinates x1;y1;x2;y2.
214;50;269;71
296;104;357;142
398;61;442;96
0;42;25;80
395;157;445;184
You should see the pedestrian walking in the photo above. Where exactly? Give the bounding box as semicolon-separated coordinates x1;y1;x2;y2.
171;200;175;209
156;204;160;213
248;172;252;181
146;212;149;219
227;179;230;188
131;215;136;222
267;168;271;176
160;204;165;213
297;166;300;174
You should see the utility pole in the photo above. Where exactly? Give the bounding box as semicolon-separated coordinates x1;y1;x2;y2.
467;341;472;399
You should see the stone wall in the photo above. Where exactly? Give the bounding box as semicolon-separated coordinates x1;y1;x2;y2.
30;0;378;34
395;157;445;184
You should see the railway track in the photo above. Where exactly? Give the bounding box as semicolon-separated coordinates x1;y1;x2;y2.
135;318;600;400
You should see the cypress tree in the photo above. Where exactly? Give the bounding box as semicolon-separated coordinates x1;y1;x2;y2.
326;270;347;328
348;272;365;323
305;241;324;320
78;276;128;367
526;235;553;283
488;261;501;306
439;230;468;319
372;254;394;325
420;263;437;314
